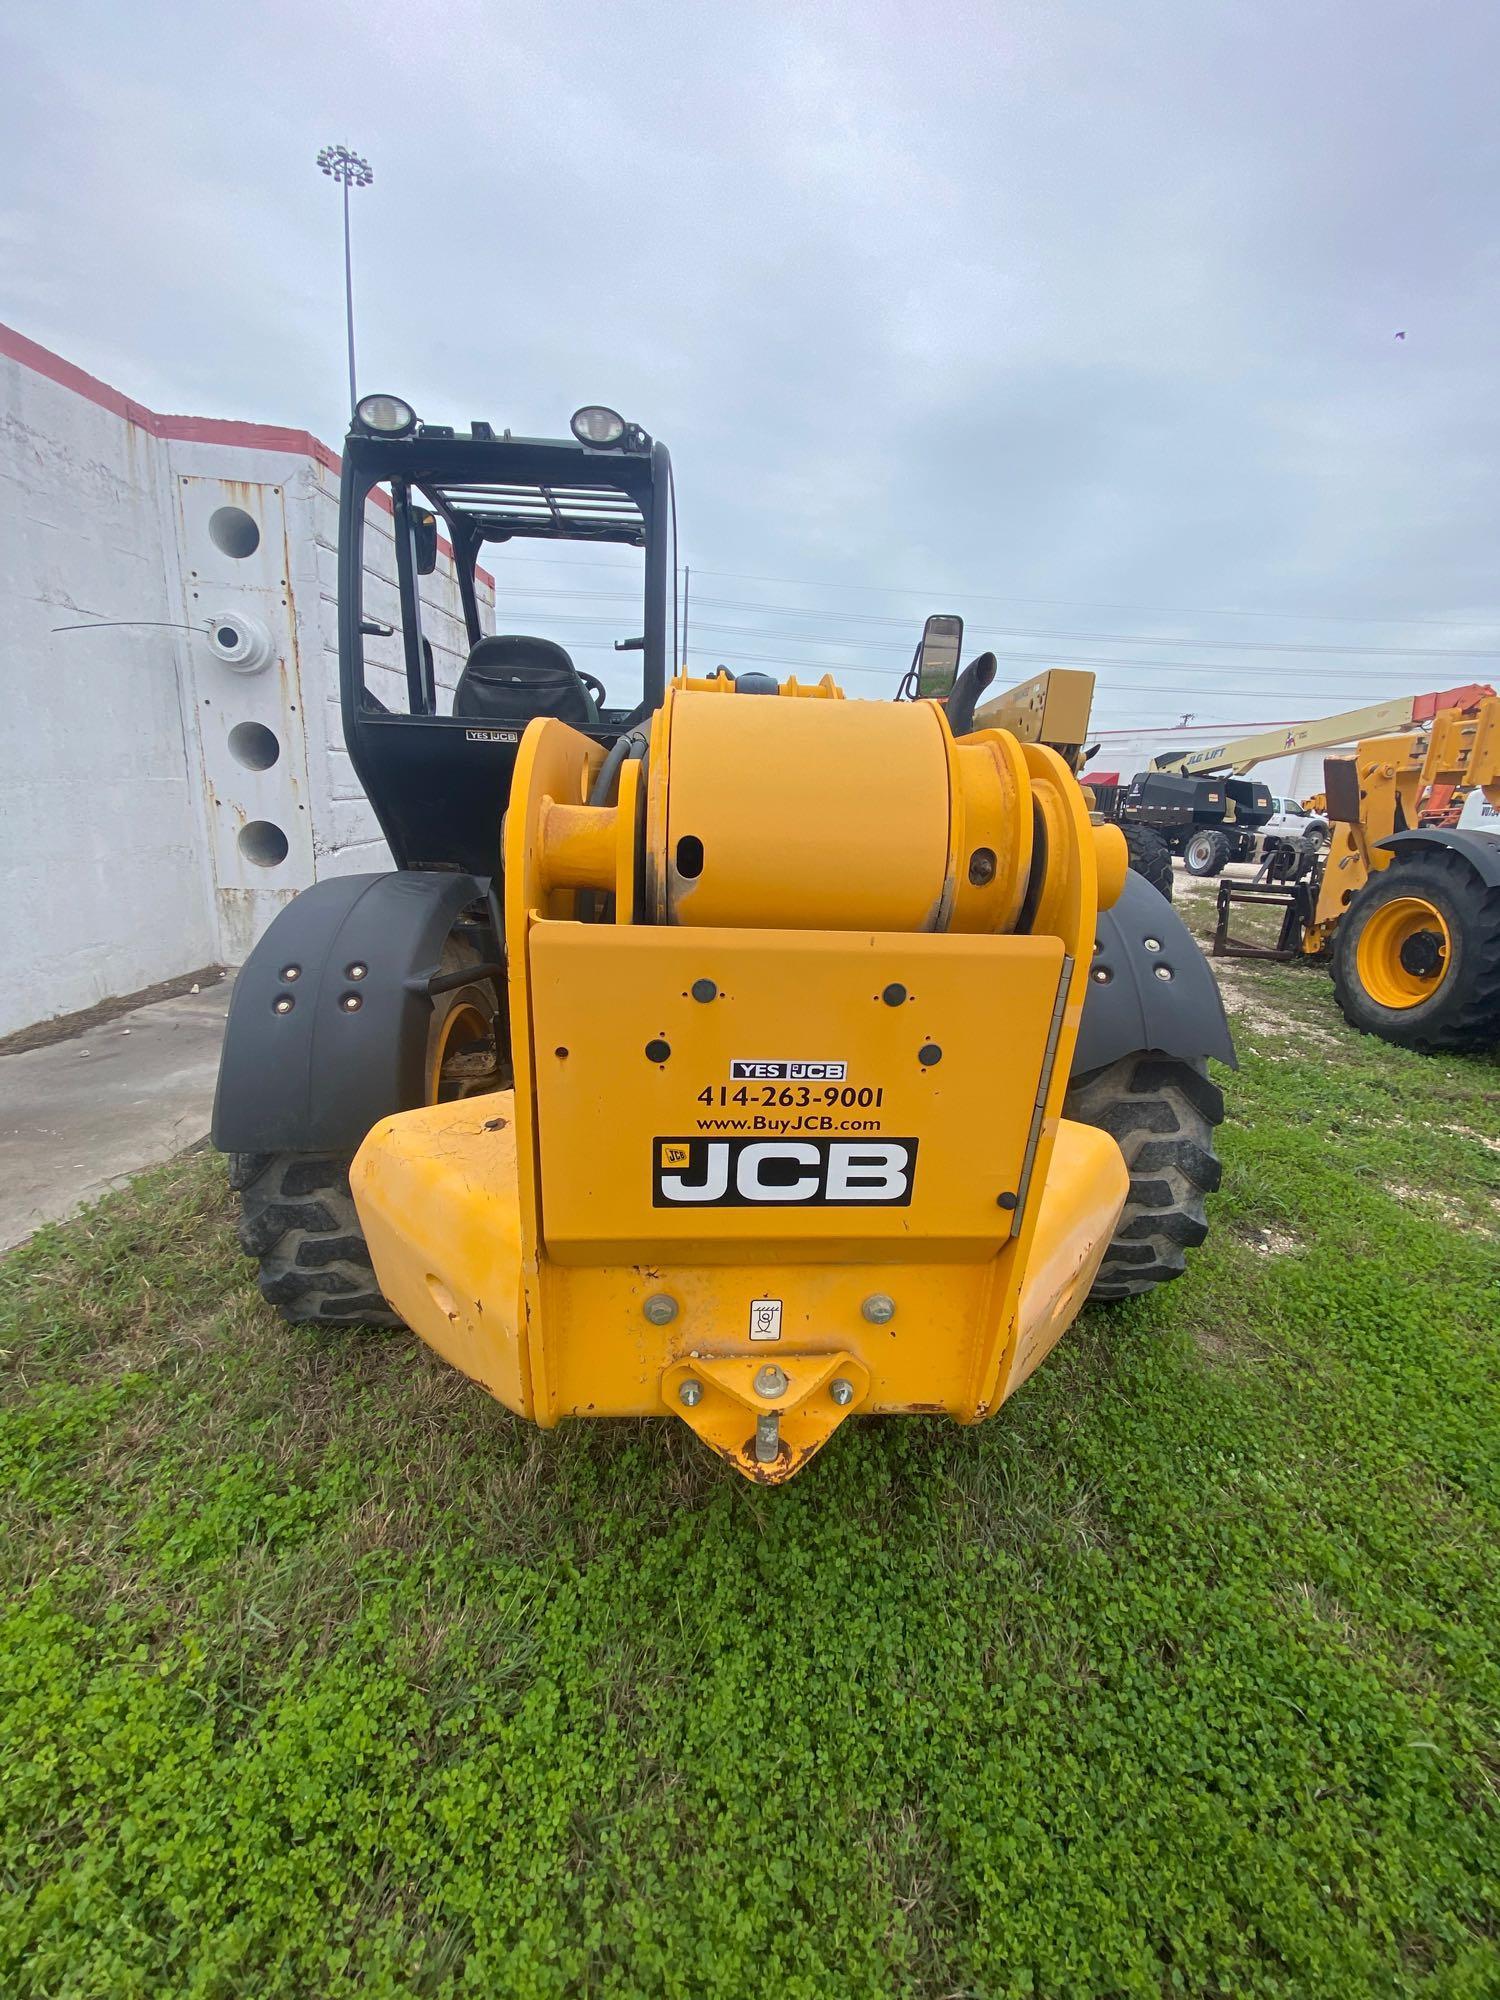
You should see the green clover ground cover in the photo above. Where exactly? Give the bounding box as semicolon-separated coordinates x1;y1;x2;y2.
2;940;1496;1996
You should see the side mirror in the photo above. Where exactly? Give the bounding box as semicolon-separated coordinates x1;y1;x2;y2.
915;613;963;698
412;509;439;576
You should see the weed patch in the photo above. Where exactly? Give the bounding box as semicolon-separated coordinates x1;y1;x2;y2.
1;926;1497;1996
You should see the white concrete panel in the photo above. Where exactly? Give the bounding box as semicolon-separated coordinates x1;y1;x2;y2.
3;329;503;1035
168;474;316;962
0;359;216;1036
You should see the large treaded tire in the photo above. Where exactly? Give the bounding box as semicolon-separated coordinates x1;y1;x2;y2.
1330;850;1500;1052
1064;1054;1225;1303
1183;828;1231;877
229;1151;402;1326
1122;825;1174;901
226;934;500;1333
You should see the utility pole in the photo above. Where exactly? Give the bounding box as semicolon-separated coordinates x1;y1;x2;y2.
681;565;691;669
316;144;373;415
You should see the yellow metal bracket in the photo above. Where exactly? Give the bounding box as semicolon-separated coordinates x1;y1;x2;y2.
663;1350;872;1484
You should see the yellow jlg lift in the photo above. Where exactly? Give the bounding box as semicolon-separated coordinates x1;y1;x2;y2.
214;401;1235;1484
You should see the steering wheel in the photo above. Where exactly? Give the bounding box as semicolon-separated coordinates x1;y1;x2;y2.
580;671;608;707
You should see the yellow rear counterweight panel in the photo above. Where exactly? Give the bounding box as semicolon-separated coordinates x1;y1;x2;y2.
351;676;1125;1483
530;924;1066;1262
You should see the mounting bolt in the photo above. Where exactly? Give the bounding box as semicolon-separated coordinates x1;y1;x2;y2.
1143;937;1161;952
829;1378;855;1406
643;1293;678;1325
280;963;301;982
340;992;363;1012
861;1293;896;1324
346;961;368;979
272;994;294;1014
1153;964;1174;981
678;1377;703;1407
754;1363;788;1399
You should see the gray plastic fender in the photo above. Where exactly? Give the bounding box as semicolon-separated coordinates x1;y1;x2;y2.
1071;869;1237;1077
212;870;489;1155
1379;827;1500;890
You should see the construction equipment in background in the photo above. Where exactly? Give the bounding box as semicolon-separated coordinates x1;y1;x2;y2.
1153;687;1497;779
1085;686;1495;886
973;668;1179;899
1214;686;1500;1052
213;400;1235;1484
1081;765;1276;883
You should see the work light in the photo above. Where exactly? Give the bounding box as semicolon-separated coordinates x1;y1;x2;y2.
355;393;417;435
570;405;627;446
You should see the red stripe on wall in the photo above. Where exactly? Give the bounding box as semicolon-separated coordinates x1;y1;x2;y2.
0;320;494;590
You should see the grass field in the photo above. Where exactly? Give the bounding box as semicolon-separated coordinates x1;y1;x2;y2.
3;876;1497;1998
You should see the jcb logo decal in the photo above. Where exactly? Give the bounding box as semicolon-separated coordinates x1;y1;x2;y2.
653;1136;916;1208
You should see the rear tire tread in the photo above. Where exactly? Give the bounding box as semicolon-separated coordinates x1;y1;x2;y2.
1064;1054;1225;1302
229;1151;401;1328
1122;825;1174;901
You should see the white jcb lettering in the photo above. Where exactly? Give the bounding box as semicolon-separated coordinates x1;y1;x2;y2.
825;1142;911;1202
660;1142;730;1202
735;1141;821;1202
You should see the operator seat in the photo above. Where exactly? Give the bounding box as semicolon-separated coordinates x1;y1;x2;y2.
453;636;599;730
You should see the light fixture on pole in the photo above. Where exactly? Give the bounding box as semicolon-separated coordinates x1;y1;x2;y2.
316;144;373;416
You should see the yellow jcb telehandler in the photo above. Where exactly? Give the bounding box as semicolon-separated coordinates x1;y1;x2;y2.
213;398;1234;1483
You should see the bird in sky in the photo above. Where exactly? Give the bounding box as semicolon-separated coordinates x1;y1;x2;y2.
1394;330;1406;340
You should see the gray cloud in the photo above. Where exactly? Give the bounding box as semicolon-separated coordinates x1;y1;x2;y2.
2;0;1497;725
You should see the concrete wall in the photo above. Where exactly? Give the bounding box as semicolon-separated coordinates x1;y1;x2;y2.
0;338;218;1035
0;323;490;1037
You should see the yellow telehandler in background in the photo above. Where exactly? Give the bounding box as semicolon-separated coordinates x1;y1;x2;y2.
1206;687;1500;1051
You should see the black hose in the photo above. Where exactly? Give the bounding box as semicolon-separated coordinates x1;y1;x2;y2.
945;652;998;738
581;732;648;920
589;731;636;808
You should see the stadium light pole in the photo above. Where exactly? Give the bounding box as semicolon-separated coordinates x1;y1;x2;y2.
316;144;373;416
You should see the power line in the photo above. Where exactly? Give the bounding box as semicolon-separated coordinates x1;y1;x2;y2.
482;603;1490;689
686;594;1500;665
485;578;1498;666
479;550;1500;633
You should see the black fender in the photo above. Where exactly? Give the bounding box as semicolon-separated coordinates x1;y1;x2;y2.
212;871;489;1155
1072;869;1237;1077
1379;828;1500;890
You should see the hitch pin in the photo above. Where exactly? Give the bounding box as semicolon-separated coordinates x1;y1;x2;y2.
754;1410;780;1465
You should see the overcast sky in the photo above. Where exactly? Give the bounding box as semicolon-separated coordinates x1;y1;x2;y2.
3;0;1497;728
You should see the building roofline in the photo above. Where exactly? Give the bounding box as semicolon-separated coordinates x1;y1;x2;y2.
0;320;493;588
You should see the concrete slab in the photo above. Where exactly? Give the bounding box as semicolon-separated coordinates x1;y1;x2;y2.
0;975;233;1252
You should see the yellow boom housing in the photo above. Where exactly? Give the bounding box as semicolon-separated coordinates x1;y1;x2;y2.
350;674;1130;1483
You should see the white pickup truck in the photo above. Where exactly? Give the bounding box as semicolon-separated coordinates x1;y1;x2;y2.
1257;795;1331;851
1456;788;1500;839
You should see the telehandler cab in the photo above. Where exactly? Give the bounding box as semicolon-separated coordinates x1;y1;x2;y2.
213;396;1234;1483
